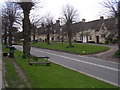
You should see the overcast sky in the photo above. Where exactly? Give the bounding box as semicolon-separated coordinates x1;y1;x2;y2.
33;0;106;22
0;0;111;22
0;0;114;31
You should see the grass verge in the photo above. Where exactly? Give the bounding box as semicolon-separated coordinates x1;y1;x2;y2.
3;57;28;88
2;46;118;88
31;42;110;55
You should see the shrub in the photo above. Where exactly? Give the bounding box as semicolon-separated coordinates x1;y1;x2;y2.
104;40;109;44
112;39;117;44
113;50;120;58
74;40;83;43
87;41;95;43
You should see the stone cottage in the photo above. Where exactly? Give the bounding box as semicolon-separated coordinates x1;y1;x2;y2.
35;16;117;43
74;17;118;43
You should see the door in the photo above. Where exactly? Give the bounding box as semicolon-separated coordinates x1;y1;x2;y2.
83;36;87;43
96;36;99;43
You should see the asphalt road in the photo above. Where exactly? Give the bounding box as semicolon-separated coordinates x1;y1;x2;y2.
14;45;119;87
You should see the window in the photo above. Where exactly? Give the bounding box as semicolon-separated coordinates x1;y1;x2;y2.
80;36;83;41
89;35;92;40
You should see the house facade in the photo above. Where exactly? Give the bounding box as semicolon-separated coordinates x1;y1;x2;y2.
35;16;117;44
74;17;118;43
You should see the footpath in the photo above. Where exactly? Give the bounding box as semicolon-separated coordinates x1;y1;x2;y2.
86;44;119;63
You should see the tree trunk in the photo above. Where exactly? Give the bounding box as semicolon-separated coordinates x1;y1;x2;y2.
47;34;50;45
67;23;74;48
68;29;72;46
118;2;120;53
33;27;36;42
18;2;33;58
46;25;50;45
22;11;31;57
4;25;7;45
9;25;12;46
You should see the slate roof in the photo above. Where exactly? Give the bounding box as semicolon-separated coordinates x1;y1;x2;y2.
36;17;117;35
71;17;117;32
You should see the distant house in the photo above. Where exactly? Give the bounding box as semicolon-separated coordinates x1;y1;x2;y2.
73;16;118;43
36;16;117;44
36;20;65;42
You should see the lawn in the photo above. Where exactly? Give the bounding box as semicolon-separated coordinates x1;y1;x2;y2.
3;57;28;88
2;46;117;88
31;42;110;55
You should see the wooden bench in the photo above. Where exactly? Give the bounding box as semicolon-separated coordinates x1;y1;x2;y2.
29;62;51;66
28;56;51;66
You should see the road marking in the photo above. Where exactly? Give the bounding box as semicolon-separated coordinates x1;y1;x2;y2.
50;60;119;87
35;49;119;72
14;46;119;86
33;47;119;64
14;45;119;64
14;46;119;71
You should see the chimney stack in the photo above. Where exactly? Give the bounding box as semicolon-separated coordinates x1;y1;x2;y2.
100;16;104;20
82;19;86;22
56;20;60;24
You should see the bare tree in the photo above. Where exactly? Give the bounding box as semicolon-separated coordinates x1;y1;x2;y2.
62;4;78;47
42;14;54;45
100;0;118;17
30;16;43;43
101;0;120;57
2;16;9;45
2;2;22;46
17;2;34;58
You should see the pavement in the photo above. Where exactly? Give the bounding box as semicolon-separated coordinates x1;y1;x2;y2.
86;44;119;63
14;45;120;87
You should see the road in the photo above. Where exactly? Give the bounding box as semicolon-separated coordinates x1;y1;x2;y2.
14;45;119;87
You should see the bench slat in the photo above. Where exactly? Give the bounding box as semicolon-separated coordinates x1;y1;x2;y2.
30;57;49;59
29;62;51;66
29;62;50;64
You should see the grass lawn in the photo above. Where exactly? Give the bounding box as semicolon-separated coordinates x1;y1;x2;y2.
2;46;117;88
3;57;28;88
31;42;110;55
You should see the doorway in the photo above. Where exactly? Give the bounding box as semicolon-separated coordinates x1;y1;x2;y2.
96;36;99;43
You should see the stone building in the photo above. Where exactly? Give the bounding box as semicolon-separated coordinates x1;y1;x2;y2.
36;16;117;44
74;17;118;43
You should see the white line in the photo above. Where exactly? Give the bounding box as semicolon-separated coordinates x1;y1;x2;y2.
15;45;119;64
34;47;119;64
35;49;119;72
15;46;119;71
14;46;119;87
50;60;119;87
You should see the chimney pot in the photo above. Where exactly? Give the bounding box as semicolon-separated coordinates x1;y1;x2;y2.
82;19;85;22
100;16;104;20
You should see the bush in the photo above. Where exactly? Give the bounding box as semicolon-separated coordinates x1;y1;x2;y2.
74;40;83;43
87;41;95;43
113;50;120;58
104;40;109;44
112;39;117;44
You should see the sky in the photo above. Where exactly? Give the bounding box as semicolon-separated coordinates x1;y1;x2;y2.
31;0;106;22
0;0;110;22
0;0;114;31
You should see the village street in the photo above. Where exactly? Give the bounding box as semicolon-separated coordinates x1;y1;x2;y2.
14;45;119;87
